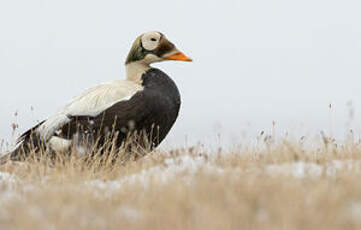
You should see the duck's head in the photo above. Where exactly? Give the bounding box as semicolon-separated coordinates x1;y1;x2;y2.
125;31;192;65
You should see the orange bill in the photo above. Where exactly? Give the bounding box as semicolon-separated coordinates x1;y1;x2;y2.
165;52;193;62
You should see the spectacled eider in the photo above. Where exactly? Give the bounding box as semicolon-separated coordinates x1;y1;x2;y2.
2;31;192;162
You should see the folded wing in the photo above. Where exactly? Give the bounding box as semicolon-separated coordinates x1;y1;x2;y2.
6;80;143;159
37;80;143;141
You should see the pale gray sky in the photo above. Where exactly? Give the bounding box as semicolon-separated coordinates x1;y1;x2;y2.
1;0;361;147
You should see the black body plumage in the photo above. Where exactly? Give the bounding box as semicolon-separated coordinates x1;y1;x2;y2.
4;68;181;162
62;68;181;148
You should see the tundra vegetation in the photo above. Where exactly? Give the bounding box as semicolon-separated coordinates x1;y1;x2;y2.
1;129;361;230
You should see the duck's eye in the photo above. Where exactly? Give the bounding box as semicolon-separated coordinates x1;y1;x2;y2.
150;38;157;42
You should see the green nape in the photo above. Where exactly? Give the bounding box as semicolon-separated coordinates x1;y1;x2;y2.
125;36;146;64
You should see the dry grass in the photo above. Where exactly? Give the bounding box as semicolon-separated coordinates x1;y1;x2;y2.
1;136;361;230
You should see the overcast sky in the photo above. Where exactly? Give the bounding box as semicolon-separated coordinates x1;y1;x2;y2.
1;0;361;148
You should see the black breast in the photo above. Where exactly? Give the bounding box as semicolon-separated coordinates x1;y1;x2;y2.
138;68;181;143
61;68;181;150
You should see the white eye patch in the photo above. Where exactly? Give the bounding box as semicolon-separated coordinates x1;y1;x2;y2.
141;31;161;51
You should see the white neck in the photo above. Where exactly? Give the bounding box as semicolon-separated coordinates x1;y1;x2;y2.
125;61;151;84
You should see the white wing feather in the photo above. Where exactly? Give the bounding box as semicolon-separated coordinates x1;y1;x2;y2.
37;80;143;141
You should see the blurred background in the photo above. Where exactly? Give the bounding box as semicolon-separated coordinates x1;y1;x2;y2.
1;0;361;148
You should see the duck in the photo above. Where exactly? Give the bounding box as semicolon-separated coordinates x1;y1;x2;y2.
2;31;192;162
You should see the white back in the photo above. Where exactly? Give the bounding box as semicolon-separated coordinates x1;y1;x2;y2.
36;80;143;140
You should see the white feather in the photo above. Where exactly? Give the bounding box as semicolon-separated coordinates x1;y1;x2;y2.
141;31;161;51
36;80;143;140
62;80;143;116
48;136;72;152
125;61;151;83
37;114;71;141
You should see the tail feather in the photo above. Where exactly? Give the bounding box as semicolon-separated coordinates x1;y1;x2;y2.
0;121;46;165
0;146;24;165
0;140;37;165
0;153;11;165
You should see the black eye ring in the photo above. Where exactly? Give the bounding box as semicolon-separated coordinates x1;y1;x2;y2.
150;38;157;42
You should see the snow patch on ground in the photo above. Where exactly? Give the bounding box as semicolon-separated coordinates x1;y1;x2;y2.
0;171;21;204
86;157;361;199
265;162;323;178
265;160;359;178
86;155;223;197
1;157;361;210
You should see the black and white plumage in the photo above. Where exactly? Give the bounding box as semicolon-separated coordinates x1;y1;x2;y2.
3;31;191;162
